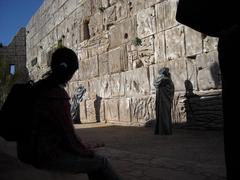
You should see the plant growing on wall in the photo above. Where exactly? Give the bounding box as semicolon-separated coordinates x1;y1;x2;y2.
0;57;18;108
132;37;142;46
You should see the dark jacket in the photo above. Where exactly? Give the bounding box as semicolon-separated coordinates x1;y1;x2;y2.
17;79;85;166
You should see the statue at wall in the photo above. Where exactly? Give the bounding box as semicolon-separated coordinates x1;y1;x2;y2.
153;67;174;135
70;85;86;124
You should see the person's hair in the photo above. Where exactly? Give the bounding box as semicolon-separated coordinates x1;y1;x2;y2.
44;47;79;84
51;47;79;74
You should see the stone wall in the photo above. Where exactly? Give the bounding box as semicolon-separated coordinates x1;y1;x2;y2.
0;28;28;83
26;0;223;128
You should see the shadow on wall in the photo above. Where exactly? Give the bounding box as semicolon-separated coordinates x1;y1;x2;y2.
210;61;222;89
94;95;102;123
182;79;223;130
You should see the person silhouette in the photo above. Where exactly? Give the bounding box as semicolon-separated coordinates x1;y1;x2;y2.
153;67;174;135
176;1;240;179
17;47;121;180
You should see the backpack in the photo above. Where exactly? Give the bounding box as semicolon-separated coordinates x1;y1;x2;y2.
0;81;35;142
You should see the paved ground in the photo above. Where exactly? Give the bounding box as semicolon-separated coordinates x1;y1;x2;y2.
0;123;226;180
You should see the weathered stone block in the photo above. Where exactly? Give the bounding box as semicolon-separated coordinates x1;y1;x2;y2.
168;59;188;92
78;41;88;60
128;0;145;17
109;25;122;49
103;6;116;29
154;32;165;63
137;7;156;39
137;35;155;66
105;99;119;122
89;12;103;37
156;0;178;32
203;36;218;53
79;56;98;80
80;100;87;123
108;47;126;74
123;67;150;97
186;59;198;91
97;32;110;55
119;98;131;122
63;0;77;17
86;99;97;123
196;51;222;90
99;52;109;76
116;1;128;21
110;73;125;97
77;0;92;21
99;75;111;98
88;78;100;99
121;18;136;44
165;25;185;60
131;96;155;125
185;27;202;57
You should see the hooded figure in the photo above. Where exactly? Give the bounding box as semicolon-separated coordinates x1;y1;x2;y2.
153;67;174;135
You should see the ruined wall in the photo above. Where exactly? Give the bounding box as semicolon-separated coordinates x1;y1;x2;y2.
0;27;28;83
26;0;223;128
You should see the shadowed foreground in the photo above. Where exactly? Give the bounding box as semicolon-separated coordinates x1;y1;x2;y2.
0;123;226;180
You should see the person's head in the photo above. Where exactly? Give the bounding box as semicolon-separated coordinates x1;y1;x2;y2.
50;47;79;84
158;67;170;77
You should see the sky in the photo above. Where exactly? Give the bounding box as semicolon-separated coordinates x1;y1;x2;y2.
0;0;44;46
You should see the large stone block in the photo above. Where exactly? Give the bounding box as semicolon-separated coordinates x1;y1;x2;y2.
137;35;155;66
85;96;105;123
105;99;119;123
186;59;198;91
79;56;98;80
108;17;136;48
99;52;109;76
110;73;125;97
109;25;122;49
155;0;178;32
77;0;92;21
196;51;222;90
63;0;77;17
116;1;128;22
154;31;165;63
89;12;103;37
137;7;156;39
78;41;88;60
108;47;127;74
88;77;100;99
86;99;97;123
80;100;87;123
103;6;116;30
128;0;145;17
203;36;218;53
131;96;155;125
99;75;111;98
185;27;202;57
165;25;185;60
168;59;188;92
119;98;131;122
97;32;110;55
123;67;150;97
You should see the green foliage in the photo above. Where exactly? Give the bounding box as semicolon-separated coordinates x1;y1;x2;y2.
0;57;18;107
132;37;142;46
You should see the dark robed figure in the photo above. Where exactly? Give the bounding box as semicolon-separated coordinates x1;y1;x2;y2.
154;67;174;135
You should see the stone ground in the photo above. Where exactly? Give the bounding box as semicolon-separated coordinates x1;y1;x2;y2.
0;123;226;180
